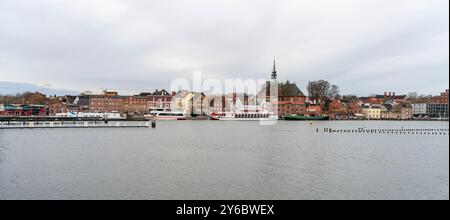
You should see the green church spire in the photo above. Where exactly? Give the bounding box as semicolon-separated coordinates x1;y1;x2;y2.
271;58;277;80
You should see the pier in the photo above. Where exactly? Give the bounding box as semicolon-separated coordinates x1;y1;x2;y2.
0;120;152;129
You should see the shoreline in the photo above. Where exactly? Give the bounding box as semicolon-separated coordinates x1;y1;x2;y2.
0;116;448;122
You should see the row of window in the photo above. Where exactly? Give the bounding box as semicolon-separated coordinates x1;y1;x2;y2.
235;114;271;118
90;102;121;106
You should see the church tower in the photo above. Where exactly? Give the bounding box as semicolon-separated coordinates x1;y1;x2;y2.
271;59;278;80
266;58;279;104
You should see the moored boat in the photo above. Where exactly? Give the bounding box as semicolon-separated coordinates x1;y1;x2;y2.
144;109;186;120
211;112;278;121
284;114;330;121
211;105;278;121
54;111;126;120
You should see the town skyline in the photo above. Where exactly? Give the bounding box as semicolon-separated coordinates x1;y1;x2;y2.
1;58;449;97
1;0;449;96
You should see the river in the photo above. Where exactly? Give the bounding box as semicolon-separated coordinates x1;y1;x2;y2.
0;120;448;200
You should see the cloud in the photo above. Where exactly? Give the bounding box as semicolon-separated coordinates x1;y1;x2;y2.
0;0;448;95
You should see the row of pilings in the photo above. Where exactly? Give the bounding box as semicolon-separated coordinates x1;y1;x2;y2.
319;127;449;135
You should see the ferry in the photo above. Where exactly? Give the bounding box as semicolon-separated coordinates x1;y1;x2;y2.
284;114;330;121
210;106;278;121
54;111;126;119
144;109;186;121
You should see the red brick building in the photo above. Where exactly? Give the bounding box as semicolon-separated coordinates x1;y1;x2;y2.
81;90;174;115
140;90;172;111
431;89;449;104
276;82;308;117
125;96;147;115
359;97;384;105
328;99;348;119
89;92;126;113
306;106;322;116
378;92;407;104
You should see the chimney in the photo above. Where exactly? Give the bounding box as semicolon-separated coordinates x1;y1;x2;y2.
393;92;396;97
389;92;392;97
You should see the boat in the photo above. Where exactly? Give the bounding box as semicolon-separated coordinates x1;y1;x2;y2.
144;109;186;121
55;111;126;120
211;105;278;121
284;114;330;121
211;112;278;121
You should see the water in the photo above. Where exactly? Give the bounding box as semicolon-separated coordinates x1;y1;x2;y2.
0;121;448;200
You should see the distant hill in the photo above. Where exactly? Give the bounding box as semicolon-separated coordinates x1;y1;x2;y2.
0;81;79;96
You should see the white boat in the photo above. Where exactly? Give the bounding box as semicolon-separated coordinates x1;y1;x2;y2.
211;112;278;121
211;105;278;121
144;109;186;121
55;111;125;119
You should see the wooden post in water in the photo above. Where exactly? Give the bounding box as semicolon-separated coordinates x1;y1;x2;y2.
152;117;156;128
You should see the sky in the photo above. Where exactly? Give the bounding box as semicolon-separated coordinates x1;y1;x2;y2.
0;0;448;96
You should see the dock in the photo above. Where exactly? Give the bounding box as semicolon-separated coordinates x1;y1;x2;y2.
0;120;152;129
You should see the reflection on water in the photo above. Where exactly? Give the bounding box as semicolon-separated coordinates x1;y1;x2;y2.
0;121;448;200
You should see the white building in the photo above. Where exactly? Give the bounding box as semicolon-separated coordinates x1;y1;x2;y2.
361;104;384;119
412;103;427;116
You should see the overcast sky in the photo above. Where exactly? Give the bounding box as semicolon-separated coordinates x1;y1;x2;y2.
0;0;448;96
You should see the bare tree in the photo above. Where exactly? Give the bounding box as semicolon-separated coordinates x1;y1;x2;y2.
328;84;340;99
342;95;359;103
307;80;340;99
407;92;418;99
406;92;432;103
307;80;330;99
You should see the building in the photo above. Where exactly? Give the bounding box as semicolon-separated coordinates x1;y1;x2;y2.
431;89;449;104
260;60;308;117
361;104;383;119
381;104;412;120
173;91;207;115
410;89;449;119
346;102;362;115
71;95;90;112
82;89;174;115
1;104;22;116
360;92;407;106
328;99;355;119
125;96;147;115
359;97;384;105
89;92;126;113
411;102;449;119
47;98;68;116
103;91;118;96
140;90;173;111
412;103;427;116
277;81;307;117
306;105;322;117
427;103;449;118
376;92;407;104
0;104;46;116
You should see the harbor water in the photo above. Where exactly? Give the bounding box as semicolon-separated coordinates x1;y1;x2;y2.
0;121;448;200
